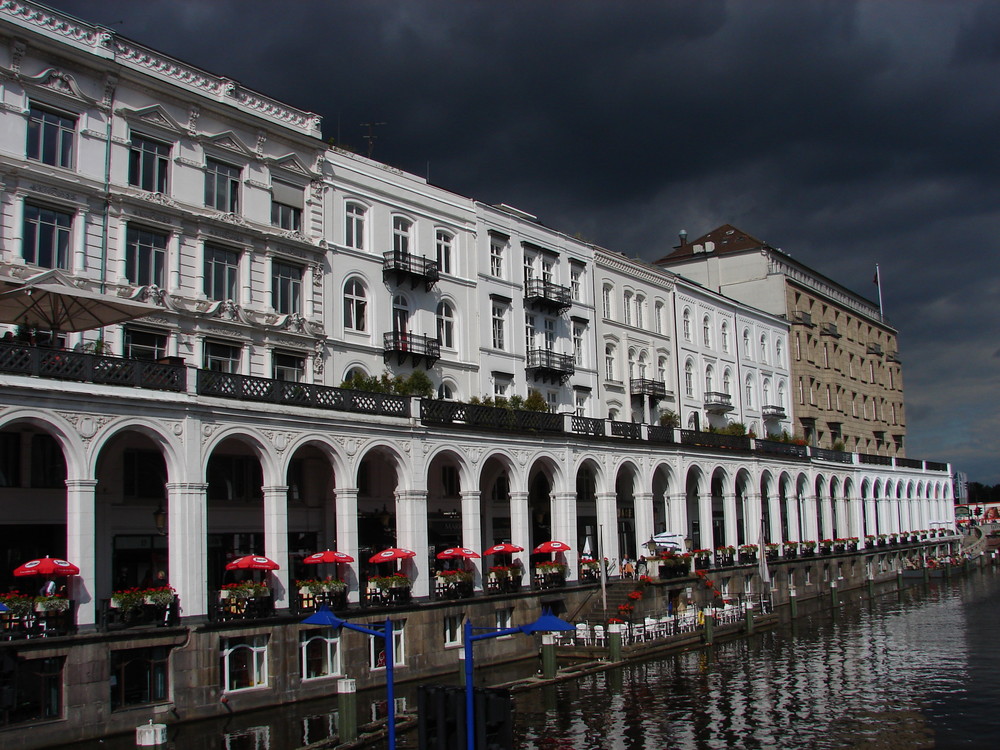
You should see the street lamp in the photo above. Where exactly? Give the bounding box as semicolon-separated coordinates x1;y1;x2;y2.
302;606;398;749
463;608;574;750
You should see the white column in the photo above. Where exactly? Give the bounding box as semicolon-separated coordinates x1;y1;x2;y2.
66;479;97;628
723;493;738;548
509;491;530;573
334;487;360;601
699;488;714;552
633;491;654;561
669;491;686;538
263;485;289;609
787;494;801;542
745;492;762;545
461;489;482;588
396;489;429;598
166;482;208;618
866;496;878;537
552;491;578;579
820;495;834;541
768;493;782;543
596;492;618;571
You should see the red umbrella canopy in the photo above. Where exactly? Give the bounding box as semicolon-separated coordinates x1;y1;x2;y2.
483;543;524;555
436;547;481;560
533;541;571;554
13;557;79;577
303;550;355;564
369;548;416;564
225;555;280;571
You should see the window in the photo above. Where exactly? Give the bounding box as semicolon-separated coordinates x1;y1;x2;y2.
221;635;268;691
546;391;558;411
721;322;729;353
491;304;506;350
438;382;455;400
204;245;240;301
525;313;536;351
125;226;167;287
571;267;582;301
657;356;667;383
273;351;305;382
205;158;241;213
605;344;616;381
23;203;71;269
523;252;535;283
271;260;302;314
703;316;711;347
369;621;405;668
300;629;340;680
654;302;664;334
684;360;694;397
573;323;585;365
635;295;644;329
623;292;632;326
493;378;510;400
682;309;691;341
345;203;366;250
723;369;731;396
627;349;636;380
436;231;452;274
444;614;462;647
436;301;454;348
775;338;783;365
343;278;367;332
490;238;505;278
392;217;411;256
27;104;75;168
760;335;768;363
128;134;169;193
574;391;588;417
542;258;553;284
495;608;513;631
124;327;167;361
204;340;241;373
543;318;555;351
743;328;750;355
0;433;20;488
746;377;753;408
271;180;303;231
705;366;714;393
110;647;169;710
602;285;613;319
392;295;409;334
0;656;63;726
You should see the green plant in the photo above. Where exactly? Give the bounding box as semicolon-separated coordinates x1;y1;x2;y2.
0;592;34;617
111;588;146;614
221;581;269;599
436;569;473;583
371;573;410;590
720;422;747;436
658;409;679;428
143;586;175;607
523;389;549;412
34;595;69;612
297;578;347;594
832;439;846;452
536;561;567;574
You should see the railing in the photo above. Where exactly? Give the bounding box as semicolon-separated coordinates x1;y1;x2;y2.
0;600;77;639
866;342;884;356
382;331;441;361
647;425;675;443
382;251;439;286
895;457;923;469
704;392;733;412
211;591;276;622
99;596;180;631
526;349;575;375
630;378;668;398
820;322;840;337
524;278;572;311
611;421;641;439
924;461;949;472
859;453;893;466
762;404;786;419
0;342;185;391
757;439;808;458
572;415;605;437
198;370;411;418
811;446;854;463
680;430;751;451
420;399;564;433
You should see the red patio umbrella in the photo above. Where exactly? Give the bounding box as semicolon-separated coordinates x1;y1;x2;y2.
303;550;355;564
369;548;416;564
483;543;524;555
13;557;79;577
436;547;481;560
225;555;280;571
533;541;571;554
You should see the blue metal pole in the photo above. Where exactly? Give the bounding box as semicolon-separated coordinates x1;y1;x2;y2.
464;619;475;750
384;617;396;750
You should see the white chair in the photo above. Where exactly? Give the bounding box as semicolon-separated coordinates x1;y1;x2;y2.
644;616;659;640
575;622;592;646
592;624;606;646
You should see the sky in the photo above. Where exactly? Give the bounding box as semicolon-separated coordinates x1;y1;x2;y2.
44;0;1000;483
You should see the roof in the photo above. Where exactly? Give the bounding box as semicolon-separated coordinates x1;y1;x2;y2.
653;224;772;263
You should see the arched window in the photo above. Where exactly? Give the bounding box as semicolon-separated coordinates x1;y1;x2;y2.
703;315;711;347
436;301;454;348
345;202;366;250
684;360;694;397
763;379;772;405
635;295;645;329
682;309;691;341
637;351;648;379
723;368;732;396
705;365;714;393
778;381;786;407
392;217;411;256
760;334;768;363
605;344;616;381
775;337;783;365
743;328;750;355
627;347;637;380
343;278;367;332
438;381;455;400
657;355;667;383
654;301;664;334
745;376;753;408
721;322;729;353
602;285;613;319
623;291;633;326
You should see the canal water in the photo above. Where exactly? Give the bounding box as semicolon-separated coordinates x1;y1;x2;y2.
69;565;1000;750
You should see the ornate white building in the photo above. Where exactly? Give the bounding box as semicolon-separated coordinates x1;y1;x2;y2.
0;3;955;746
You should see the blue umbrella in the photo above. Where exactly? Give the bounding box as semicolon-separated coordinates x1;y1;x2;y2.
519;608;575;634
0;602;8;613
301;604;344;628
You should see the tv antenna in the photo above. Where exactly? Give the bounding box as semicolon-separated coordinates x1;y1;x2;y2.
360;121;386;159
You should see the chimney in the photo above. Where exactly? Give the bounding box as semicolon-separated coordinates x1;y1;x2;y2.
678;229;688;246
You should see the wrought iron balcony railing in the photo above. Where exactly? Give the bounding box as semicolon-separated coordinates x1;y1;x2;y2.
382;331;440;367
382;251;439;290
630;378;668;398
704;391;734;413
524;278;572;313
762;404;787;419
526;348;575;383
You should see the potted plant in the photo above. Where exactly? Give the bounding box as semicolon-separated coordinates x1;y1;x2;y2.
579;559;600;581
658;552;690;579
783;541;799;559
738;544;758;564
34;595;69;613
0;592;35;618
801;540;817;556
221;581;269;600
715;545;736;566
765;543;780;560
111;587;146;615
692;549;712;570
144;586;175;607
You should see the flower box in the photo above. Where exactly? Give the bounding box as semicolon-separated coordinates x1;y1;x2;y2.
34;597;69;613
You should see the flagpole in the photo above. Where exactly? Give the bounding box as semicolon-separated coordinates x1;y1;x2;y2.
875;263;884;321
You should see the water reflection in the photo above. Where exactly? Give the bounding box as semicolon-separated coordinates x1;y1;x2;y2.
66;570;999;750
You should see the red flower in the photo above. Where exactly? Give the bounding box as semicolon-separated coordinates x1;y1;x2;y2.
628;590;643;600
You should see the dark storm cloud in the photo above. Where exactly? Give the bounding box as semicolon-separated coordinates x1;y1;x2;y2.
44;0;1000;482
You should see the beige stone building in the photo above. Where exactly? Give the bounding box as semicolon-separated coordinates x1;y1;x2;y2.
656;225;906;456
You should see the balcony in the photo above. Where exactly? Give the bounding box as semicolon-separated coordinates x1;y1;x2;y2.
630;378;668;399
886;350;901;363
866;342;884;356
0;341;185;391
526;348;575;384
524;278;572;314
820;322;840;338
762;404;786;420
382;251;439;291
791;310;815;327
704;391;733;414
382;331;440;368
